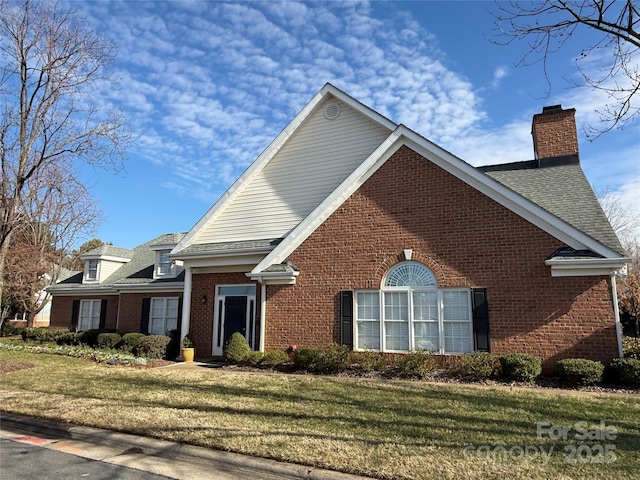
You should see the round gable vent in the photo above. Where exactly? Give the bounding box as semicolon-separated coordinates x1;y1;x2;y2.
323;102;340;120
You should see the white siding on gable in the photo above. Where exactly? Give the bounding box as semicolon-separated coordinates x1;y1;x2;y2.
194;98;392;245
98;260;126;282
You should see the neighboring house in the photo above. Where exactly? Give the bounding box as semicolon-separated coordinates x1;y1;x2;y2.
169;83;627;369
48;233;186;336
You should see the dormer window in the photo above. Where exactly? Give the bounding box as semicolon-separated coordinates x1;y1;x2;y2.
85;259;99;282
158;251;172;275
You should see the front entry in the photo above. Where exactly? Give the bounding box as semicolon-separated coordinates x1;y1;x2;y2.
223;296;247;348
212;285;256;356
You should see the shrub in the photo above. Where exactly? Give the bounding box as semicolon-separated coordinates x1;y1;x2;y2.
449;352;501;380
97;333;122;350
22;327;58;344
622;336;640;359
224;332;251;364
556;358;604;386
55;331;81;345
166;329;181;360
246;351;265;366
293;344;349;374
135;335;171;359
78;329;103;347
350;350;388;372
500;353;542;382
118;333;146;353
1;323;25;337
397;351;437;379
260;350;290;367
609;358;640;385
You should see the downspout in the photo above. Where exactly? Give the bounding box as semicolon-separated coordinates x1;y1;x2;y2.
610;272;624;358
179;267;192;358
259;283;266;352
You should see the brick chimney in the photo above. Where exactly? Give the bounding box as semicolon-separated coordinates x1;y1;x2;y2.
531;105;579;165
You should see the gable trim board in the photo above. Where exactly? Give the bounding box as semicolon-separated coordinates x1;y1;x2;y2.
248;125;626;281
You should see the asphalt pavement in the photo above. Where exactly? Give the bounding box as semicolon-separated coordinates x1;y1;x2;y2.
0;412;372;480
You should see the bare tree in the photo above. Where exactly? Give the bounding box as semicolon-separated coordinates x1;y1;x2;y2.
598;187;640;252
0;0;129;321
491;1;640;138
1;162;101;327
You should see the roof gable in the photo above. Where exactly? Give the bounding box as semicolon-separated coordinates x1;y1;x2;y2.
173;83;396;255
251;125;625;275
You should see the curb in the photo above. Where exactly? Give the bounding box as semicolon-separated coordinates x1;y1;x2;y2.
1;412;372;480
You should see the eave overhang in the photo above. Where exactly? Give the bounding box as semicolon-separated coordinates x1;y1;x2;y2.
544;257;630;277
46;286;119;296
247;270;300;285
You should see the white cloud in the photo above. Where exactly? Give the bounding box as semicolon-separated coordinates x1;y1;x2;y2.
78;0;637;220
491;66;508;87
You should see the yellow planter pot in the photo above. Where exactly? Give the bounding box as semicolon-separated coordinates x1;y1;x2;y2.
181;348;195;363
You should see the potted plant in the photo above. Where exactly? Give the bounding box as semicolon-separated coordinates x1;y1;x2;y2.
181;333;195;362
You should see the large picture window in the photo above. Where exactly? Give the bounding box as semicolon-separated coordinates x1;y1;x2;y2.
79;299;101;331
355;262;473;354
149;297;179;336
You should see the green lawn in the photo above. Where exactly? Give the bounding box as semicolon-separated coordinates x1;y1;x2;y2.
0;349;638;480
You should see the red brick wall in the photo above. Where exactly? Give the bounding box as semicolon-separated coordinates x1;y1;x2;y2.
189;273;261;358
50;295;119;330
118;292;183;333
263;146;618;368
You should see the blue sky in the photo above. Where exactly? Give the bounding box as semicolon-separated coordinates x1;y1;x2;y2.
73;0;639;249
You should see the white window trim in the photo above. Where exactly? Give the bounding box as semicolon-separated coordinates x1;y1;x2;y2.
149;297;180;336
355;287;473;354
84;259;100;283
78;299;101;331
212;284;257;356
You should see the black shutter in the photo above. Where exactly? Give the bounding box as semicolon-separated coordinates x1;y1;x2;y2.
177;297;183;334
472;288;490;352
70;300;80;332
140;298;151;333
99;299;108;330
340;291;353;349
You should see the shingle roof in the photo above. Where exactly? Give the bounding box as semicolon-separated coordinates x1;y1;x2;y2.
480;160;623;254
178;238;282;255
49;233;186;291
82;245;133;259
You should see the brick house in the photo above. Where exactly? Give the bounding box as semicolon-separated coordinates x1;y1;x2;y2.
171;84;627;368
49;234;185;336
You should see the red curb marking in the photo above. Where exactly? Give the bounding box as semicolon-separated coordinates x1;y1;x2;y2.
13;435;49;444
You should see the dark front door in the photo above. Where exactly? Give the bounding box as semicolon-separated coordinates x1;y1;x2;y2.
223;296;247;348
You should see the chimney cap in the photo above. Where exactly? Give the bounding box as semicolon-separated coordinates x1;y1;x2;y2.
542;105;563;113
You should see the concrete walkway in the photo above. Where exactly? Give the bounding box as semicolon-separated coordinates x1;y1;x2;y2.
0;412;372;480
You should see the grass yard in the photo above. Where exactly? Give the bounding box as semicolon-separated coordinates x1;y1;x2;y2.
0;349;638;480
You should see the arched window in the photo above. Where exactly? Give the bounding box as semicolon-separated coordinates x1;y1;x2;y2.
384;262;437;287
355;261;473;354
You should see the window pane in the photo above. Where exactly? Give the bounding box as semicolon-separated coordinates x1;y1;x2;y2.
158;252;171;274
151;298;165;317
444;322;472;353
385;262;437;287
218;285;256;296
149;318;165;335
79;300;100;331
384;292;408;321
385;321;409;351
443;290;470;321
356;292;379;320
413;291;438;320
414;322;439;351
357;321;380;350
